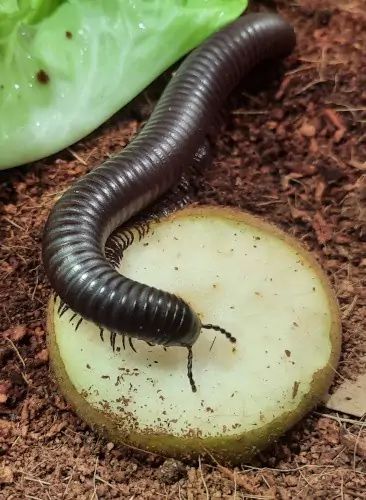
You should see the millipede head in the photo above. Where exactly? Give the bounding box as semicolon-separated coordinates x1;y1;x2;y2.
162;308;202;348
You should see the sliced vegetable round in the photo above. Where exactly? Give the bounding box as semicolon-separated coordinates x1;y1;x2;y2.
48;206;341;463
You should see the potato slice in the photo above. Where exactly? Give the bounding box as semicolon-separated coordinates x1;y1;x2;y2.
48;206;341;463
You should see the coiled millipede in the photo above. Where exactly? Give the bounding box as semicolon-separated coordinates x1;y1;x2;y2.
42;13;296;392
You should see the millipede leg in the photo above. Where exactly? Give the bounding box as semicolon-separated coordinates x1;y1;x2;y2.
69;312;78;323
141;222;150;237
75;317;83;332
99;327;104;342
110;331;117;352
128;337;137;353
187;347;197;393
126;229;135;246
57;300;65;315
105;224;143;269
59;304;70;318
136;225;144;240
122;334;126;350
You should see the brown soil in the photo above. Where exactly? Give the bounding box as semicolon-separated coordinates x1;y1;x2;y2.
1;0;365;498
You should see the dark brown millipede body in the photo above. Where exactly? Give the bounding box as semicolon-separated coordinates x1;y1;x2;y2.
42;13;296;391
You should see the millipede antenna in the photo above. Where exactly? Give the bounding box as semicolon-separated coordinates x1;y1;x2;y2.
201;324;236;343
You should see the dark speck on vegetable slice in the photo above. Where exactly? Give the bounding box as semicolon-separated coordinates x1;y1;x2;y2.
292;381;300;398
36;70;50;84
66;31;73;39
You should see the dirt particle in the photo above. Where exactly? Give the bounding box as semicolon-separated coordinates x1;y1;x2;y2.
65;30;73;39
0;465;14;485
0;388;9;404
292;381;300;399
36;69;50;84
316;9;332;26
299;121;316;138
35;348;48;364
2;325;27;342
106;442;114;451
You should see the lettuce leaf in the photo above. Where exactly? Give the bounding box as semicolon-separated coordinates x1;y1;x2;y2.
0;0;248;169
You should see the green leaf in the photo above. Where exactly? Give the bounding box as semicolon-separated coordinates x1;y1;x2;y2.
0;0;248;169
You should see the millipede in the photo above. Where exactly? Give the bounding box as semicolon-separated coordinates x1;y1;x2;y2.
42;13;296;392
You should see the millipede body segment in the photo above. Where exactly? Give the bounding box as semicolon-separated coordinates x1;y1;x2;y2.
42;14;296;380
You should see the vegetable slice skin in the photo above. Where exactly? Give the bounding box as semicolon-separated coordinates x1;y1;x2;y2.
0;0;248;169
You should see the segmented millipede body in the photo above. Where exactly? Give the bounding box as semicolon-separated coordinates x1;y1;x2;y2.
42;13;296;391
